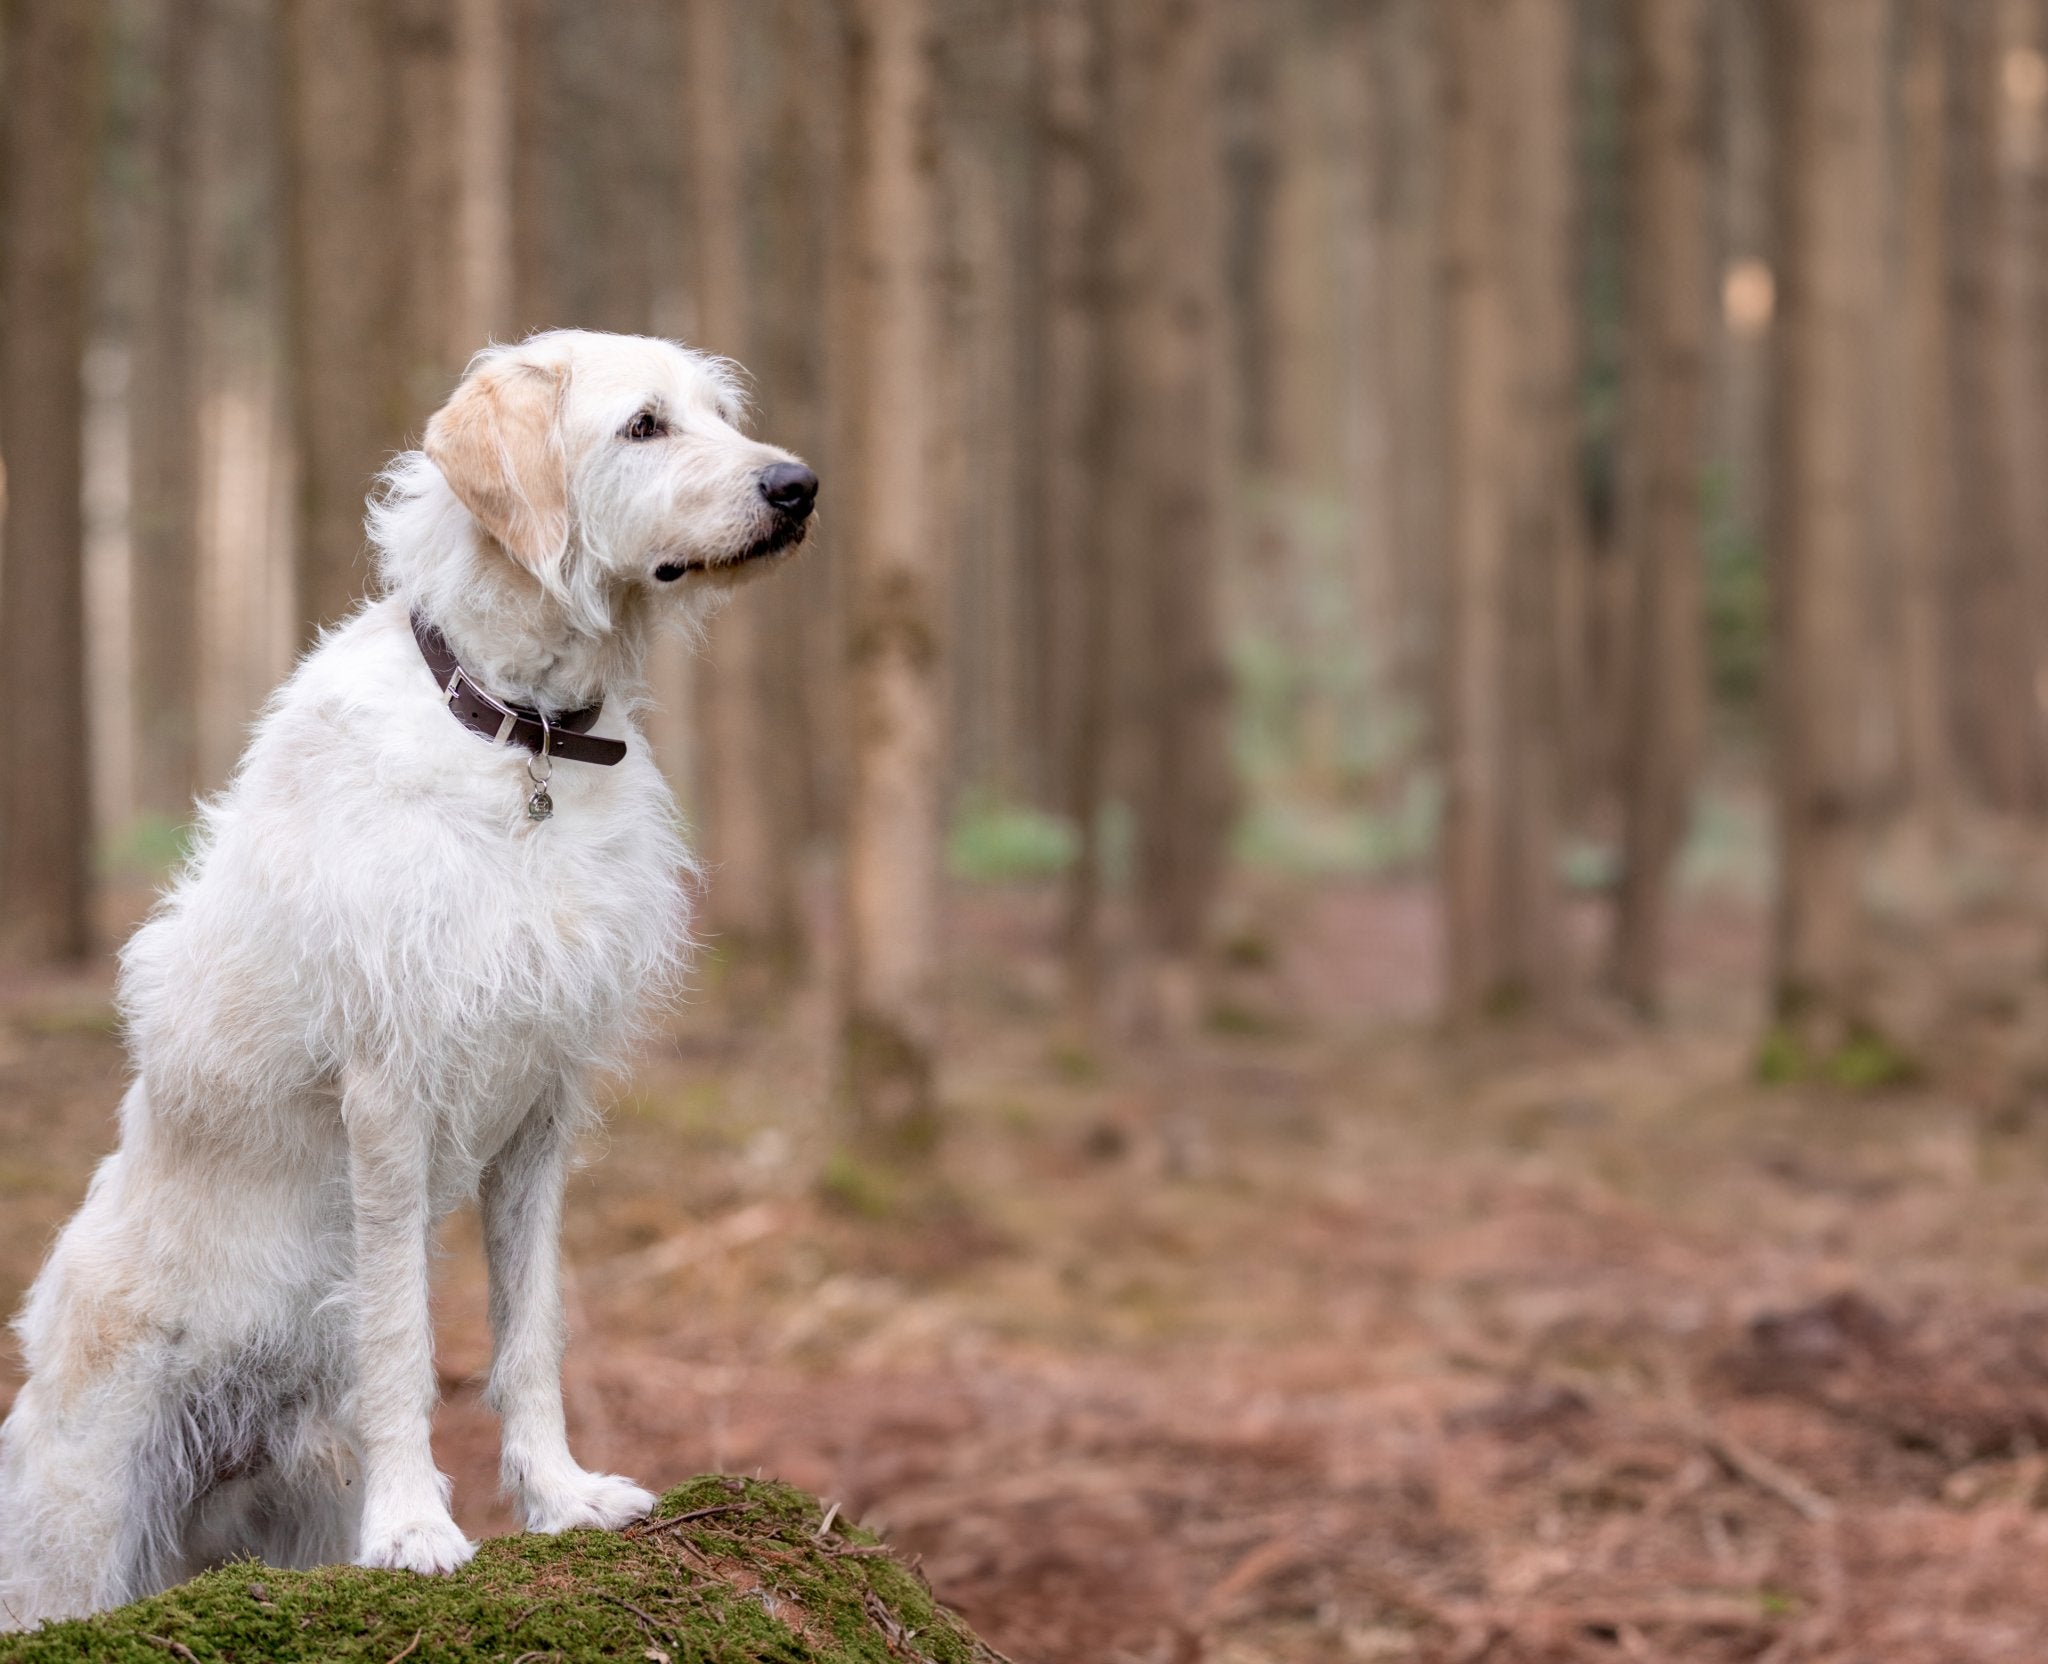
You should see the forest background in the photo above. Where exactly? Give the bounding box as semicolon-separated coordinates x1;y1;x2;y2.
7;2;2048;1660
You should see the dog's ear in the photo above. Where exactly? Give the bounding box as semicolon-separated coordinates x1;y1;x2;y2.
424;359;571;577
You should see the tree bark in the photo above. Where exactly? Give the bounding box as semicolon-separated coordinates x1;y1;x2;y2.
1109;0;1235;1030
1944;1;2048;811
1891;0;1953;823
1612;0;1709;1012
1710;0;1774;559
840;0;946;1140
687;0;805;980
1031;0;1114;1019
129;0;207;822
452;0;514;351
284;0;409;641
1438;0;1573;1018
0;0;103;964
1371;0;1444;733
1767;0;1886;1042
394;0;461;422
508;0;560;339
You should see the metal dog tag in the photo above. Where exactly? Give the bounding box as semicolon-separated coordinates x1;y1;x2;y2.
526;717;555;822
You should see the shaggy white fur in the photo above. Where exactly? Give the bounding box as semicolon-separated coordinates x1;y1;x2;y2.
0;331;814;1627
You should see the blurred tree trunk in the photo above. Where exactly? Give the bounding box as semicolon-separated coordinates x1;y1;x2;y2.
1509;0;1590;844
1767;0;1886;1046
1031;0;1114;1020
1711;0;1774;561
395;0;460;420
1109;0;1236;1034
840;0;945;1142
1612;0;1708;1013
938;4;1034;816
751;0;836;859
0;0;103;964
1438;0;1571;1018
744;0;835;968
687;0;804;982
1945;2;2048;812
452;0;514;350
508;0;559;338
1370;0;1443;738
284;0;407;641
130;0;207;822
1505;0;1581;976
1891;0;1953;824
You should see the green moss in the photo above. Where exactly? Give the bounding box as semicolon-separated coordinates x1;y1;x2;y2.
817;1150;898;1220
2;1478;1000;1664
1755;1021;1919;1091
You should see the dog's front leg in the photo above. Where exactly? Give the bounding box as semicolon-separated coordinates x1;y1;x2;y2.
344;1068;476;1574
481;1092;656;1533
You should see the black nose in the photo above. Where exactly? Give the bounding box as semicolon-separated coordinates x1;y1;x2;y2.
759;462;819;520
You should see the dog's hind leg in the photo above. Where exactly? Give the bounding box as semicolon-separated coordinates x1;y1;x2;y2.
234;1417;362;1572
181;1437;360;1577
0;1374;194;1627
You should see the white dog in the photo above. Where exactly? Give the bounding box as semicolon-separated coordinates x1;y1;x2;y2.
0;330;816;1627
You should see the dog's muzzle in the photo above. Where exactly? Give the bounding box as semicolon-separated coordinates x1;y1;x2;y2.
653;464;819;583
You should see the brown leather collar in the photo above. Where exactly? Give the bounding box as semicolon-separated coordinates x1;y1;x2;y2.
411;612;627;767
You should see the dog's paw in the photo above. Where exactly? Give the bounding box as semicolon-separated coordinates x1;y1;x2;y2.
356;1514;477;1576
522;1470;658;1535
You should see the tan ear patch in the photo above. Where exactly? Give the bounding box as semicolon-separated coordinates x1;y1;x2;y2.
423;360;571;577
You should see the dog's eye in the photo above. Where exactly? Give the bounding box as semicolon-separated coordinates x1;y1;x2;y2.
624;410;668;441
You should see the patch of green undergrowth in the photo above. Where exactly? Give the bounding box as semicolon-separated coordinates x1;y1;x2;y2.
1755;1022;1920;1092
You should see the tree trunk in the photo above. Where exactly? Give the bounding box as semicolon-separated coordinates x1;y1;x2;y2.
1612;0;1709;1012
1891;0;1953;824
129;0;207;822
1767;0;1886;1044
687;0;805;981
1031;0;1114;1020
508;0;560;339
1371;0;1444;734
0;0;103;965
1507;0;1590;848
1438;0;1572;1019
1710;0;1774;560
452;0;514;351
1944;1;2048;811
1109;0;1235;1031
394;0;461;423
840;0;946;1141
284;0;408;641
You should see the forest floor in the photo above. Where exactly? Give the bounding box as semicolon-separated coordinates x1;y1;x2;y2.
7;871;2048;1663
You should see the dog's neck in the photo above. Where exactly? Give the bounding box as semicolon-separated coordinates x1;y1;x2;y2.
405;533;655;715
373;451;676;714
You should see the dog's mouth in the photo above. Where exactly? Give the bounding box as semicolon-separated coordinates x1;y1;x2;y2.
652;517;810;584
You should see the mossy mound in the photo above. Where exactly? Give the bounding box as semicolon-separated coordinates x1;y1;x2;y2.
3;1477;1002;1663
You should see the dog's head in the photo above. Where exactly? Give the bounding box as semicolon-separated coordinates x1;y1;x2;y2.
422;331;817;622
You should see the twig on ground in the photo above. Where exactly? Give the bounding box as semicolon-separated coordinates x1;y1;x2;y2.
1660;1355;1835;1523
143;1639;200;1663
1684;1411;1836;1523
600;1592;671;1636
1192;1531;1306;1627
383;1629;423;1664
632;1502;751;1537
